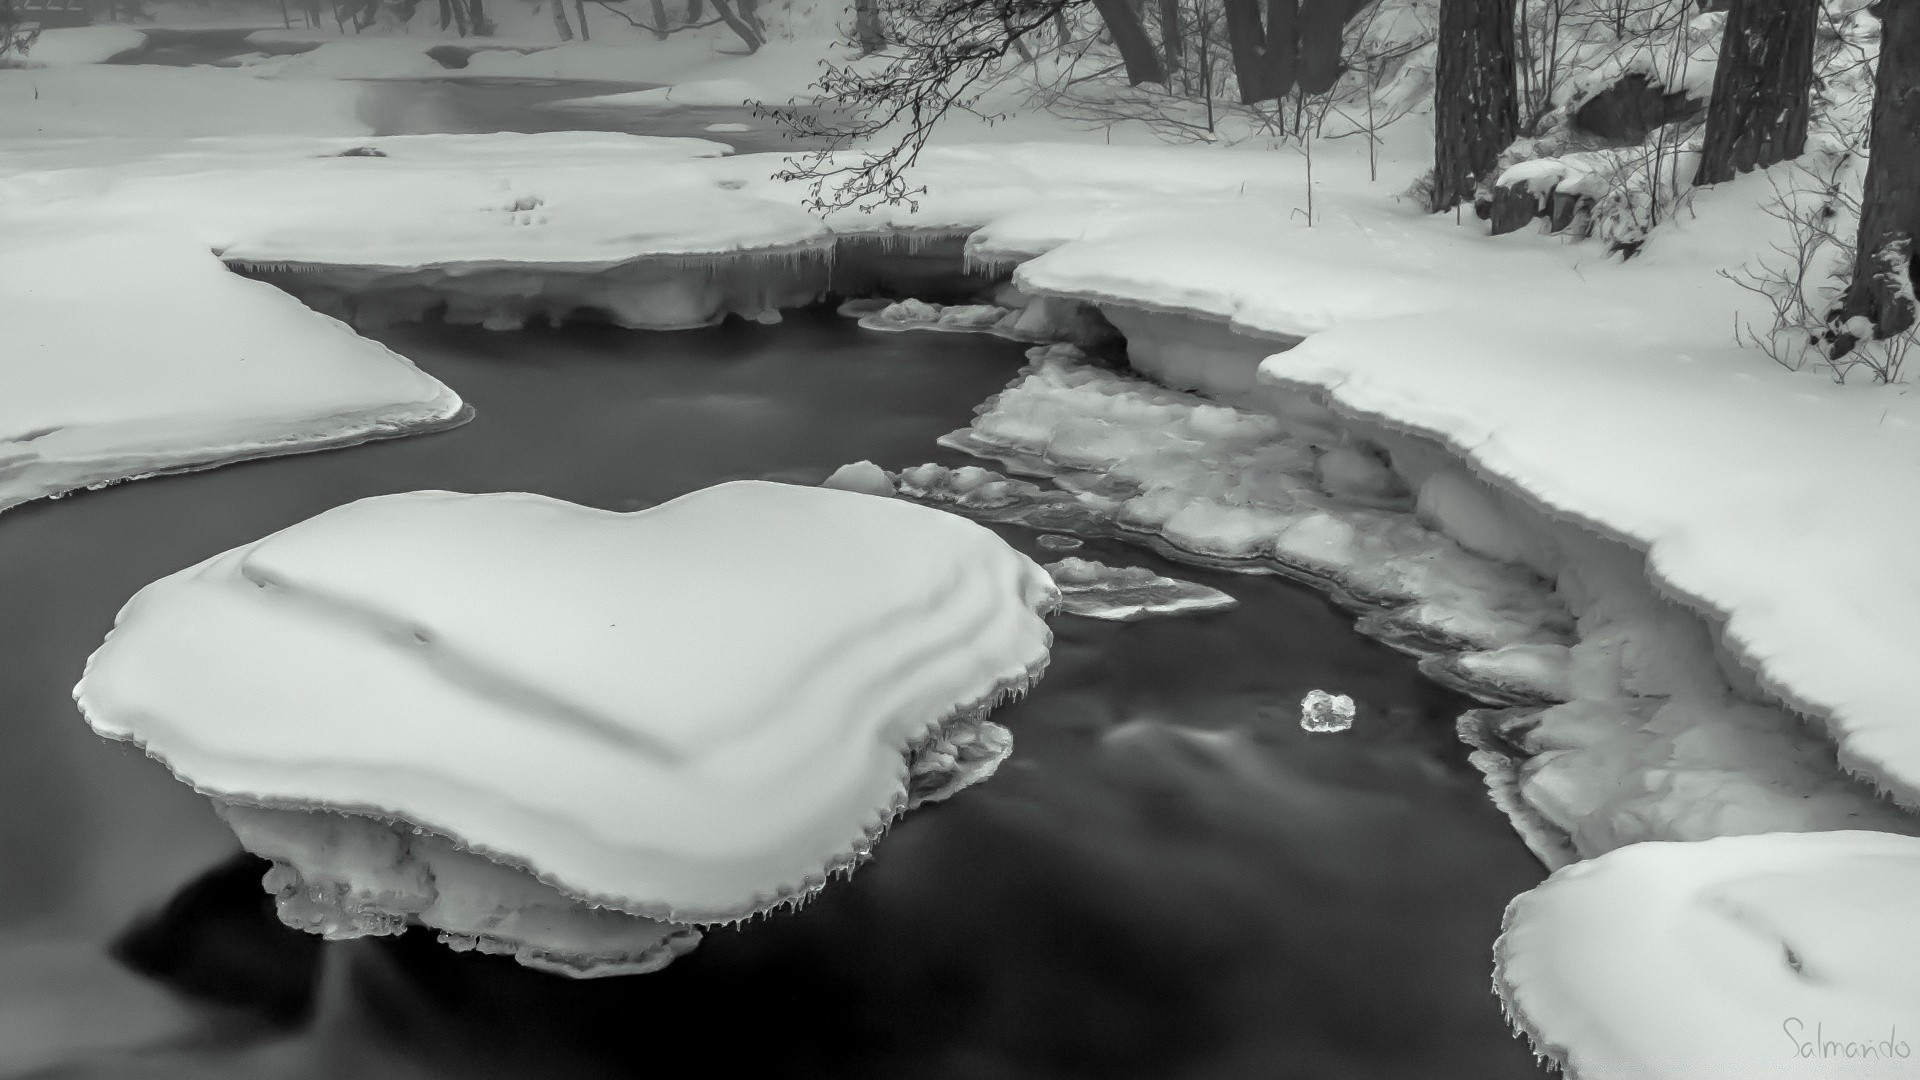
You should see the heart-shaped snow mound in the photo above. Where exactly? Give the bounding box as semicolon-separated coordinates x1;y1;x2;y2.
77;481;1058;924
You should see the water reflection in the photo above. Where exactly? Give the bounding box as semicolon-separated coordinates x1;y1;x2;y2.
0;311;1544;1078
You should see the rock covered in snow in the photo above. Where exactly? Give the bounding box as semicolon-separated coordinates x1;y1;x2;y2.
1495;830;1920;1080
76;481;1058;976
1044;557;1237;621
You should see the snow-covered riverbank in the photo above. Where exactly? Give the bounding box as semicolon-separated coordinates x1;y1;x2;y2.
5;27;1918;1075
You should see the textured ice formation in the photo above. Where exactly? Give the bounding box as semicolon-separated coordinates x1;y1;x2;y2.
1044;558;1236;621
1;233;465;516
1495;831;1920;1079
933;344;1571;655
1299;690;1355;734
76;482;1058;975
856;298;1023;337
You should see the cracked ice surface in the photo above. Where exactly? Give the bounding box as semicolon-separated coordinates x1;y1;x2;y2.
1044;557;1236;621
74;481;1057;974
0;232;465;516
931;345;1572;654
1495;831;1920;1080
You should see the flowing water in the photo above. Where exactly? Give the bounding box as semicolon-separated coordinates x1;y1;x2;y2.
1;64;1545;1079
0;312;1546;1079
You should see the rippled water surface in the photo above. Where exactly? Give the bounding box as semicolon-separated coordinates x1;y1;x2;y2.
0;312;1545;1079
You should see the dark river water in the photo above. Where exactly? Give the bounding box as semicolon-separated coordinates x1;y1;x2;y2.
0;312;1546;1079
2;55;1544;1079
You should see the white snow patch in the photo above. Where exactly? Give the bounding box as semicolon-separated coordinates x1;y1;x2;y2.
75;482;1058;928
0;232;464;516
1496;830;1920;1080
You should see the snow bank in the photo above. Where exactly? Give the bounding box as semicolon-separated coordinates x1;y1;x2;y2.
76;483;1057;968
0;232;464;516
1495;830;1920;1079
12;27;147;67
0;65;368;138
543;78;763;110
256;39;448;80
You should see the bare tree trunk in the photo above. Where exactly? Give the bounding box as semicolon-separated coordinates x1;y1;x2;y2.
1160;0;1183;82
736;0;767;36
1430;0;1518;212
1093;0;1170;85
466;0;491;35
1695;0;1817;185
551;0;574;40
855;0;884;53
1223;0;1274;101
575;0;589;38
1295;0;1371;93
1834;0;1920;346
687;0;703;19
710;0;764;50
649;0;670;39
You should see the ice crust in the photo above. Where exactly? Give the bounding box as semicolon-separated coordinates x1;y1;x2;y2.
0;232;466;516
1043;558;1237;621
75;482;1059;937
918;342;1916;867
1495;831;1920;1079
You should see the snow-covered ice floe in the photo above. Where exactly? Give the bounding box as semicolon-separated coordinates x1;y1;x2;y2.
74;481;1058;977
0;232;465;516
1494;830;1920;1080
1044;557;1236;621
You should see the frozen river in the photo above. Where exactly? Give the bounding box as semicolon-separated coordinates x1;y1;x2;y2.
0;312;1545;1078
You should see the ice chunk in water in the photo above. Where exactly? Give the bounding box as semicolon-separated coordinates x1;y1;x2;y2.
1036;533;1083;551
822;460;896;497
1300;690;1355;733
1045;558;1236;621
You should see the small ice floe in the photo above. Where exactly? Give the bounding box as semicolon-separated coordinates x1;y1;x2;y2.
75;482;1058;978
703;123;753;133
1036;533;1083;552
821;460;896;497
856;298;1018;336
1299;690;1355;733
1044;558;1236;622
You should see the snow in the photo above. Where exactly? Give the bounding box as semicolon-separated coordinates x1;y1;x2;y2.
255;39;449;80
0;231;464;516
1044;557;1237;621
1495;830;1920;1079
544;78;764;110
75;482;1058;931
821;459;897;497
11;27;148;67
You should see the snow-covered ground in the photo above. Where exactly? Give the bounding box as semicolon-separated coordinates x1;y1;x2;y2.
9;3;1920;1068
1495;830;1920;1079
75;482;1057;972
0;231;464;517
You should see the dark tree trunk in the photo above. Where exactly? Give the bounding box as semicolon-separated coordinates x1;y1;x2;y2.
551;0;574;40
1695;0;1817;185
710;0;763;50
736;0;767;36
1223;0;1294;103
1159;0;1183;84
1094;0;1169;85
1224;0;1367;104
648;0;670;39
1224;0;1274;101
855;0;883;54
1430;0;1518;212
575;0;589;40
1834;0;1920;346
466;0;491;35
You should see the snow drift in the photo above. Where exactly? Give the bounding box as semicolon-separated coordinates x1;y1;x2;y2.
1495;830;1920;1080
0;232;465;517
74;482;1057;975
